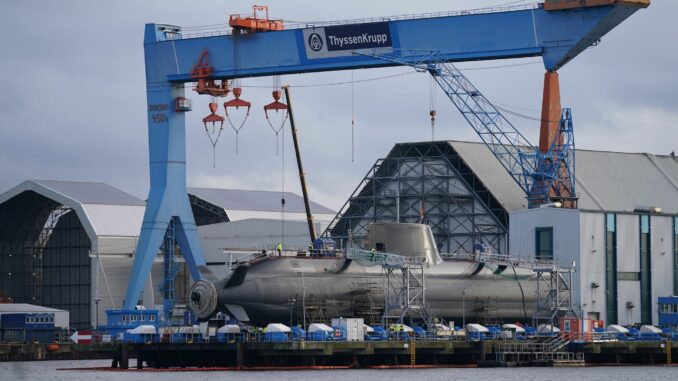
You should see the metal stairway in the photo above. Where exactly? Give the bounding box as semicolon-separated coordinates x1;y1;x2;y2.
494;333;583;365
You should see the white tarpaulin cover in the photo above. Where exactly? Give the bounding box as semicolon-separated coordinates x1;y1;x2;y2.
217;324;241;334
502;323;525;333
127;325;156;334
308;323;334;332
266;323;291;333
640;325;662;334
466;324;489;333
606;325;629;334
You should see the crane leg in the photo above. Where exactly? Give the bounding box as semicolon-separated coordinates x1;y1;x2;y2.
539;70;562;154
123;83;207;310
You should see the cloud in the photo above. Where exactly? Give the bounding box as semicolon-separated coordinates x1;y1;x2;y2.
0;0;675;212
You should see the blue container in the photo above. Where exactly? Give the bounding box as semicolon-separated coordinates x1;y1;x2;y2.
216;332;242;342
171;333;203;344
25;329;56;344
330;327;346;341
1;314;26;329
264;332;289;342
627;327;641;340
413;326;427;339
1;329;25;342
308;331;332;341
639;333;662;341
123;332;159;344
291;327;306;341
487;326;501;339
369;326;389;341
524;326;536;337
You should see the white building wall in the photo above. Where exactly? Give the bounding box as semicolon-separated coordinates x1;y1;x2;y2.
226;210;335;223
509;208;581;306
578;212;606;322
92;254;172;327
509;209;678;325
618;280;641;325
616;215;639;272
509;208;580;259
651;215;674;325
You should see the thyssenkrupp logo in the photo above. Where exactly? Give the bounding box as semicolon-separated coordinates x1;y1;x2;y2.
308;33;323;52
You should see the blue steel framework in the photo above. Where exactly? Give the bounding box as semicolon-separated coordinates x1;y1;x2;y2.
124;3;648;309
355;50;576;207
162;218;179;322
326;142;509;255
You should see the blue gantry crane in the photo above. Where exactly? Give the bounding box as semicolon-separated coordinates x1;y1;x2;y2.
123;1;650;312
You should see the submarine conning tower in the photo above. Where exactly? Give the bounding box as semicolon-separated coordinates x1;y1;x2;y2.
366;223;443;266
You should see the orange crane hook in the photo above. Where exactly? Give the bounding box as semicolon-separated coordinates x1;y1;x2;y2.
202;101;226;167
264;89;290;156
223;87;251;154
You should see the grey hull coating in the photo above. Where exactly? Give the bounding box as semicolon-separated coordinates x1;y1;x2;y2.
191;256;537;325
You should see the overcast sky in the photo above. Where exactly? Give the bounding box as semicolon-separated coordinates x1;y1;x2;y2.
0;0;675;211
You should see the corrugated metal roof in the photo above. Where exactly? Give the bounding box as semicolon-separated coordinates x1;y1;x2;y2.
449;141;678;214
188;187;335;214
32;180;145;206
450;141;528;212
83;204;145;237
0;180;146;253
0;303;68;313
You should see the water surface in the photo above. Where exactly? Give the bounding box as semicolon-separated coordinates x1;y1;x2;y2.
1;360;677;381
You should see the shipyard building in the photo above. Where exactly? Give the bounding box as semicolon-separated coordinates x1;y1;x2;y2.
0;180;334;329
0;140;676;329
329;141;678;327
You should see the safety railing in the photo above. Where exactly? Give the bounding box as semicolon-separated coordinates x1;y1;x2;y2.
562;331;619;343
443;251;574;271
159;3;541;41
532;351;584;361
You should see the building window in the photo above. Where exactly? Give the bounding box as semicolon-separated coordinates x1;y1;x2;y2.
605;213;618;324
674;216;678;295
618;272;640;281
535;227;554;261
639;214;652;325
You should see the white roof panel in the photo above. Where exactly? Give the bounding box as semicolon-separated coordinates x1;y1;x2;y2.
82;204;144;237
448;141;678;214
33;180;144;206
189;187;335;215
450;141;528;212
0;303;68;313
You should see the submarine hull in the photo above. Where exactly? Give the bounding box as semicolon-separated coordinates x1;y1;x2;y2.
189;256;537;325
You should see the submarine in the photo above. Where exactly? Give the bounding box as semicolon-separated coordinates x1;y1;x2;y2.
188;223;538;325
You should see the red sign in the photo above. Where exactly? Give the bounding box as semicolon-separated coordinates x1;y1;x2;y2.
70;330;92;344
